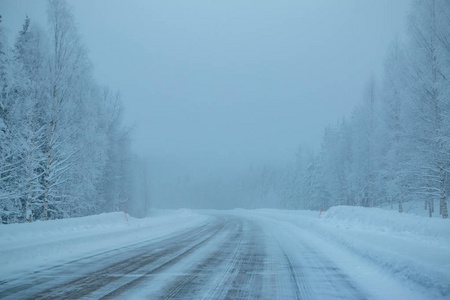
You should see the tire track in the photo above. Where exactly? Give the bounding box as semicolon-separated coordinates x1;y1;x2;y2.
1;213;372;300
154;217;266;300
0;218;225;300
205;221;246;300
158;218;244;299
222;221;265;300
278;245;302;300
152;220;242;299
98;219;226;299
0;222;213;298
266;218;366;300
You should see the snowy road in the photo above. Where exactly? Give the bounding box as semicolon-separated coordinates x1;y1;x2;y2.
0;214;364;299
0;209;445;299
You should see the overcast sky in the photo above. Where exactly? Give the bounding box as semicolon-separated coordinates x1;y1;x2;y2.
1;0;410;173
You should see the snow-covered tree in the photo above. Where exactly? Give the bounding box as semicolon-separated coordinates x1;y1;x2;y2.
380;39;410;213
0;1;135;223
10;16;49;221
406;0;449;218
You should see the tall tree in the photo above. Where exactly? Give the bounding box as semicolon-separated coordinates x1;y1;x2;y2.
381;40;409;213
41;0;92;219
349;78;379;207
11;16;49;221
407;0;449;218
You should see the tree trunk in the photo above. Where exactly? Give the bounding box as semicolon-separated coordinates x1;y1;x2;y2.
440;166;448;219
398;201;403;213
42;85;56;221
42;201;48;221
429;199;433;217
441;194;448;219
143;163;150;218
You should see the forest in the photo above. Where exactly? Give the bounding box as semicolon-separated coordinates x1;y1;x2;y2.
274;0;450;218
0;1;148;223
149;0;450;219
1;0;449;223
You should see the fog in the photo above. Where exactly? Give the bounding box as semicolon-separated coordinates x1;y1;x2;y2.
1;0;410;209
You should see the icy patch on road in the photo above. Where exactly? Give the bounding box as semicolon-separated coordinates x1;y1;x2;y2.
0;210;212;279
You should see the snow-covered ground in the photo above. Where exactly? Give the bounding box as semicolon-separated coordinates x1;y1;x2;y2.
0;204;448;299
0;209;213;278
380;199;445;218
244;205;450;299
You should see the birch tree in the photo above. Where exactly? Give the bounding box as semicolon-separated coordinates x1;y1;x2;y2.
40;0;92;219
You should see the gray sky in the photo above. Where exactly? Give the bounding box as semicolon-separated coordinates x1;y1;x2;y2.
1;0;410;172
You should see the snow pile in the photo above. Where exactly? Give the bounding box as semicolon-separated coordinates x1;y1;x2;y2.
322;205;450;240
1;212;129;243
319;206;450;297
0;210;212;278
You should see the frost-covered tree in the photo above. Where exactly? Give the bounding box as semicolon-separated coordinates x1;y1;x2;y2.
10;16;49;221
0;1;135;223
282;147;304;209
40;0;90;219
283;0;450;218
96;88;132;213
0;15;15;222
407;0;449;218
303;152;326;210
380;39;410;213
349;78;380;207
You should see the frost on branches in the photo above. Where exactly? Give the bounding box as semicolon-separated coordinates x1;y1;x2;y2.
281;0;449;218
0;1;134;223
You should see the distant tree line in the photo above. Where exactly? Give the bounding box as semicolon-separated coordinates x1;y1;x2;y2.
135;0;450;219
0;0;147;223
279;0;449;218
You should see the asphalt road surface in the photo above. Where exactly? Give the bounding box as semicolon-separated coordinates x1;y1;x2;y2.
0;213;368;299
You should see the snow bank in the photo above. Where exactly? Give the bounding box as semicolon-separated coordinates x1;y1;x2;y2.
0;210;212;278
1;212;129;243
380;199;445;218
244;206;449;298
319;206;450;298
322;205;450;240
